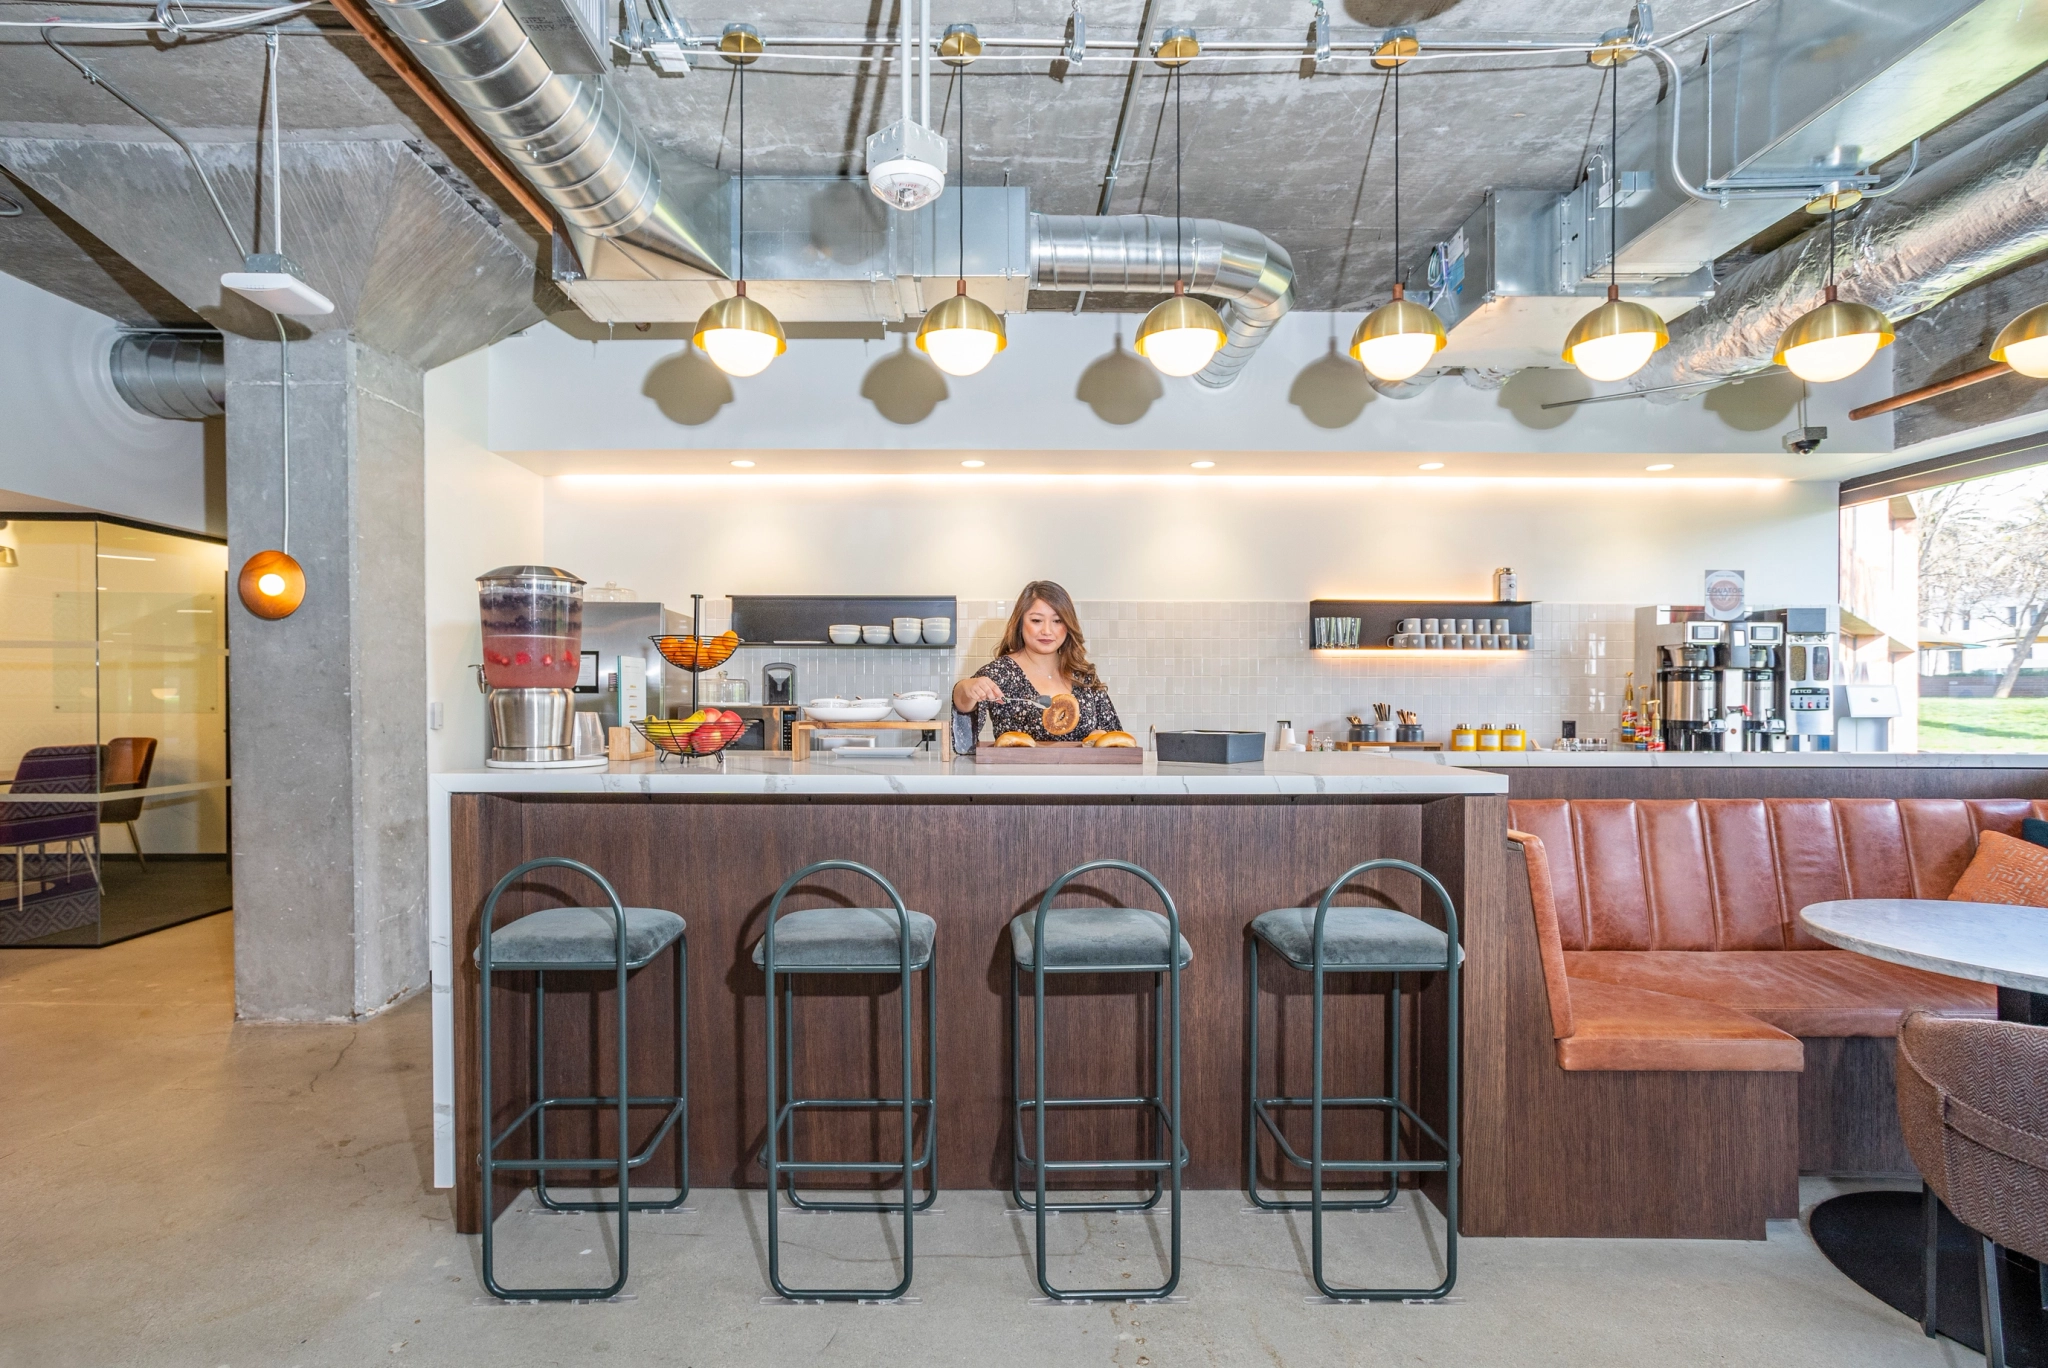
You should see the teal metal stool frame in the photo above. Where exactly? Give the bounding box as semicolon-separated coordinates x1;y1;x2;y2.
1011;858;1187;1302
478;857;689;1302
1246;858;1459;1302
760;860;935;1302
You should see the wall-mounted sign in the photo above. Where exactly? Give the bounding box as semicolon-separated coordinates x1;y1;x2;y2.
1704;569;1747;621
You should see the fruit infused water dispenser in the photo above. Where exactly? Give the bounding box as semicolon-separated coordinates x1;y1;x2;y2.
477;566;598;767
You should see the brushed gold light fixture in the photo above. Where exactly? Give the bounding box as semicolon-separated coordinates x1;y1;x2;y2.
694;53;784;377
1991;301;2048;379
718;23;761;63
1370;26;1417;68
1564;52;1664;382
938;22;981;65
1153;25;1199;67
1136;62;1228;377
237;548;305;620
917;58;1005;376
1776;205;1891;384
1349;59;1444;382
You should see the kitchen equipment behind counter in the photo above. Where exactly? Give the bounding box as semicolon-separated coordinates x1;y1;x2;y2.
1156;730;1264;764
763;662;797;706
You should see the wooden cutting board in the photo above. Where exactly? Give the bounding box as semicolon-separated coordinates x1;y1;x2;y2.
971;741;1145;765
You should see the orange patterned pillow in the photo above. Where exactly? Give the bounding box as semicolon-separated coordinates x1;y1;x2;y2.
1948;830;2048;907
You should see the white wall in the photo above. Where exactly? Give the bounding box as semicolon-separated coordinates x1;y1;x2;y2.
423;349;543;771
0;272;219;534
542;474;1841;608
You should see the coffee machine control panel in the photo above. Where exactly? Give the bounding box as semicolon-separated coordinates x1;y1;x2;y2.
1787;689;1832;711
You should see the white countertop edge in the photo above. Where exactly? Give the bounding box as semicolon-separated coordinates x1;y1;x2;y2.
1438;751;2048;768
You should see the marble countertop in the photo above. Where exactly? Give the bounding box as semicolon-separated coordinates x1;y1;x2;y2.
1800;898;2048;996
432;749;1507;797
1437;750;2048;769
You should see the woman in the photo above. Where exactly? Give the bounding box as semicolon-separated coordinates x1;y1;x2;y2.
952;581;1122;749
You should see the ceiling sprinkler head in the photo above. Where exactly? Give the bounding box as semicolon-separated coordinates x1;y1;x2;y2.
865;118;948;211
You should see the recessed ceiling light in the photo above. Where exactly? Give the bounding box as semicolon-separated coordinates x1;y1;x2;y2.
730;459;756;468
1418;462;1445;471
961;459;985;468
1190;460;1216;469
1646;462;1675;471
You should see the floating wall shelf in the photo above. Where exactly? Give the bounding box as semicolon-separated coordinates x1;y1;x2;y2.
1309;598;1535;653
728;594;960;649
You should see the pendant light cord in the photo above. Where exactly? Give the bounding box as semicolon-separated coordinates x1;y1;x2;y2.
1609;52;1618;293
958;61;966;281
1173;64;1183;288
1391;62;1399;291
1826;202;1836;295
267;30;289;556
737;62;746;282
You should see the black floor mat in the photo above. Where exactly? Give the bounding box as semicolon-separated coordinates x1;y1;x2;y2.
1809;1190;2048;1364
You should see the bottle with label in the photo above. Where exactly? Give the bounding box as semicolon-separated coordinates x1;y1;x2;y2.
1476;723;1501;751
1502;723;1526;751
1449;723;1477;751
1619;671;1640;747
1494;567;1519;602
1644;699;1665;751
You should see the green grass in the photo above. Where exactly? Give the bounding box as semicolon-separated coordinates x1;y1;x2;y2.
1918;696;2048;752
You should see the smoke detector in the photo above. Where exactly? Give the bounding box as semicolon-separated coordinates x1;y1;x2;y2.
866;119;948;211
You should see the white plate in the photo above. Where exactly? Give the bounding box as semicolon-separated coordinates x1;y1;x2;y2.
804;704;894;723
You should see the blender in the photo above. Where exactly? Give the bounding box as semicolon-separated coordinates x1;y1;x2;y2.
476;565;603;767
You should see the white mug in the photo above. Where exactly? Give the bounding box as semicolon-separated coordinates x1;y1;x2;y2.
1397;618;1422;633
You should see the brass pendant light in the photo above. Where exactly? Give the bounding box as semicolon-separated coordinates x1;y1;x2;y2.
917;48;1006;376
1990;301;2048;379
1136;62;1227;378
694;53;786;378
1350;56;1444;382
1775;202;1891;384
1563;56;1666;382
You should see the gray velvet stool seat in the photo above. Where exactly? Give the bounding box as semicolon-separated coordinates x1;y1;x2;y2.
1246;858;1460;1302
477;858;689;1303
1011;859;1188;1303
756;861;936;1302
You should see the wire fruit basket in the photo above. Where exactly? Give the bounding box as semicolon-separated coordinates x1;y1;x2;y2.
636;710;746;763
649;593;740;717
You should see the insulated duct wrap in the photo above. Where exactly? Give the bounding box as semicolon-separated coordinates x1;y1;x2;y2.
1030;213;1294;389
1634;101;2048;395
109;333;225;420
366;0;721;274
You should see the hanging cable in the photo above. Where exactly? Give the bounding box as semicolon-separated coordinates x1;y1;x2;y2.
267;30;289;556
1173;64;1183;288
958;59;967;279
1392;62;1399;294
1609;46;1618;292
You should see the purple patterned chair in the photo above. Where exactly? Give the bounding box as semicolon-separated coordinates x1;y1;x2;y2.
0;745;101;910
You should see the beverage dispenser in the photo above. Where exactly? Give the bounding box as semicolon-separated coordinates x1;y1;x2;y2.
476;565;599;767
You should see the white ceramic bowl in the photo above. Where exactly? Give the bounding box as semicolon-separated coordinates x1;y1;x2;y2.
920;616;952;645
806;696;850;708
893;615;922;630
827;624;860;645
804;702;893;723
891;695;944;722
862;625;891;645
894;689;938;699
893;621;922;644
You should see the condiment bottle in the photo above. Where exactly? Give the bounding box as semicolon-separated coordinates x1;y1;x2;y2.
1449;723;1476;751
1476;723;1501;751
1502;723;1526;751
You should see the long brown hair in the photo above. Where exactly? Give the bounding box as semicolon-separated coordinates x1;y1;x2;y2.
998;580;1102;691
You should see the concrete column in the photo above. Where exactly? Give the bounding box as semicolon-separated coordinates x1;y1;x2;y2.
226;331;427;1021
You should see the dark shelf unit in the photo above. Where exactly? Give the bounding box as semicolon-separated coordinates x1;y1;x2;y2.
727;594;959;649
1309;599;1536;651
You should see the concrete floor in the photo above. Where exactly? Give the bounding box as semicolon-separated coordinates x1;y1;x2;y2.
2;914;1983;1368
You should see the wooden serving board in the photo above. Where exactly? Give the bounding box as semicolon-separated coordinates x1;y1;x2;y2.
971;742;1145;765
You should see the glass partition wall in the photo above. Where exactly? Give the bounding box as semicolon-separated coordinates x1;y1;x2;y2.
0;515;229;945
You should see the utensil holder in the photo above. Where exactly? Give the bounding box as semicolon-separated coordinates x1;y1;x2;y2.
1396;724;1424;743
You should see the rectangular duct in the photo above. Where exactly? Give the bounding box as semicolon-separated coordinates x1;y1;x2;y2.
555;179;1031;324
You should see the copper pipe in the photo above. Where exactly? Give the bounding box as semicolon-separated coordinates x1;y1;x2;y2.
326;0;556;235
1849;361;2012;421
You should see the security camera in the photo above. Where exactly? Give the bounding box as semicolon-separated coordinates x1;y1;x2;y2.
1782;425;1827;455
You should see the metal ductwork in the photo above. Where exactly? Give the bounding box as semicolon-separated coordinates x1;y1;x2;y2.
366;0;725;278
1633;101;2048;394
109;332;225;420
1029;214;1294;389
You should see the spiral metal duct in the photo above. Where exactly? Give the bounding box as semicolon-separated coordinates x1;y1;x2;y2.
1633;100;2048;395
365;0;721;275
109;333;226;420
1030;213;1294;389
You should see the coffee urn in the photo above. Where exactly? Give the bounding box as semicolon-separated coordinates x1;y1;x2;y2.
477;565;602;768
1651;620;1724;751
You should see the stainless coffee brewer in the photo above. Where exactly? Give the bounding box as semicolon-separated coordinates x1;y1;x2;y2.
476;565;604;768
1648;619;1724;751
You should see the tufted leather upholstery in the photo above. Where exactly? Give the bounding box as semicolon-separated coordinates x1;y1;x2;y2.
1506;797;2039;1072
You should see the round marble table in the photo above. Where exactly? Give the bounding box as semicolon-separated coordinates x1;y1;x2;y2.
1797;897;2048;1365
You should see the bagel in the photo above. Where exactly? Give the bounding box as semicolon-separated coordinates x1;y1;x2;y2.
1041;692;1082;735
1083;730;1108;744
995;731;1037;748
1090;731;1137;748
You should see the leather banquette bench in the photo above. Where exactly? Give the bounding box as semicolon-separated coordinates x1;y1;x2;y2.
1495;797;2042;1240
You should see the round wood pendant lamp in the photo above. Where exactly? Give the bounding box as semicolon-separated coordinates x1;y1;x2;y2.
238;548;306;620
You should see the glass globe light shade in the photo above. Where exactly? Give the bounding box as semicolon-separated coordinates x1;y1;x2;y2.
1774;287;1892;384
693;289;787;378
916;288;1007;376
1349;286;1447;382
1135;291;1228;378
1991;302;2048;379
1562;288;1668;383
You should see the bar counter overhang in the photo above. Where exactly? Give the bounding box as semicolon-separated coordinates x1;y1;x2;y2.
429;752;1507;1234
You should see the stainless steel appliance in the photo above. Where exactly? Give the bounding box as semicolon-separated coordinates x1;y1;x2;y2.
763;662;796;707
1637;606;1831;752
1641;617;1725;751
1781;606;1839;751
478;566;604;768
575;600;682;730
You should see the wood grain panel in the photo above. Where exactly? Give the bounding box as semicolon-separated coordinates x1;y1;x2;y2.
1798;1036;1913;1176
450;793;1492;1234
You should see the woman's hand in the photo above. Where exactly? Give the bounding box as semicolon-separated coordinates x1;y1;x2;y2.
953;676;1004;712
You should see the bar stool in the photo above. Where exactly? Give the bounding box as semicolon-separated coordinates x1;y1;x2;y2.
1010;858;1189;1302
1246;858;1460;1301
477;857;689;1301
755;859;936;1302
